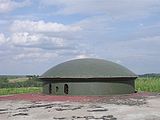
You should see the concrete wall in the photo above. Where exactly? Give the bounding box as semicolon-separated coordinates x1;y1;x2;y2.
42;80;135;95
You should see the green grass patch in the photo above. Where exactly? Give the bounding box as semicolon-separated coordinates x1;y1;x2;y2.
0;87;42;95
136;77;160;92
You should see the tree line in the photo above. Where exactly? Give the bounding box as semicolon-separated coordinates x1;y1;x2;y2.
0;76;42;88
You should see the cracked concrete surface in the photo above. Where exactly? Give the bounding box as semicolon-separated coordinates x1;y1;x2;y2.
0;95;160;120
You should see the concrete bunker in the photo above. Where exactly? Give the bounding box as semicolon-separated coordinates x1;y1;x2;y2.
39;58;137;95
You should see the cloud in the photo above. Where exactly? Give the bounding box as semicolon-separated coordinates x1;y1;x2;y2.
0;33;6;44
9;19;82;51
10;20;81;33
105;35;160;60
41;0;160;20
0;19;88;63
133;22;160;39
11;32;39;45
75;54;91;59
10;32;75;50
0;33;9;45
13;51;58;62
0;0;30;13
1;0;160;74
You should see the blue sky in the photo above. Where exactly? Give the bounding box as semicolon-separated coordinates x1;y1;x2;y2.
0;0;160;75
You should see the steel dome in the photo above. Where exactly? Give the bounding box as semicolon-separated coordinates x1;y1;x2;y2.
40;58;137;79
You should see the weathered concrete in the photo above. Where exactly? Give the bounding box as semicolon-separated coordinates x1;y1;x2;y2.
0;94;160;120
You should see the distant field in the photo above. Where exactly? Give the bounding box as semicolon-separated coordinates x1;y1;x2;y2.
8;77;28;83
135;77;160;92
0;87;42;95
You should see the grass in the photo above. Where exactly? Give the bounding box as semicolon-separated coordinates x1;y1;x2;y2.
8;77;28;83
0;87;42;95
135;77;160;92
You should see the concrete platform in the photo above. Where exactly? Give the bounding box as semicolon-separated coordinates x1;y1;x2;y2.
0;92;160;120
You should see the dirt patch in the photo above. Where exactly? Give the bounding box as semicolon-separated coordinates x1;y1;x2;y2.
0;92;158;105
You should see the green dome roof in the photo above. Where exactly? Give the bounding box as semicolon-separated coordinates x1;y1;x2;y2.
40;58;137;78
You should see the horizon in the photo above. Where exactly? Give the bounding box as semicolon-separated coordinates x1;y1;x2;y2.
0;0;160;75
0;72;160;76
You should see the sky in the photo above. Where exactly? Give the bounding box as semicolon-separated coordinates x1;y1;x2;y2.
0;0;160;75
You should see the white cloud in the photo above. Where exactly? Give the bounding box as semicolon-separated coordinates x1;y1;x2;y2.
106;35;160;59
10;20;81;33
138;36;160;44
75;54;89;59
0;19;86;65
41;0;160;20
0;33;9;45
10;32;69;50
8;19;82;55
1;0;160;74
133;22;160;39
11;32;39;45
73;50;97;59
14;52;58;61
115;60;122;64
49;37;65;47
0;0;30;13
0;33;5;44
